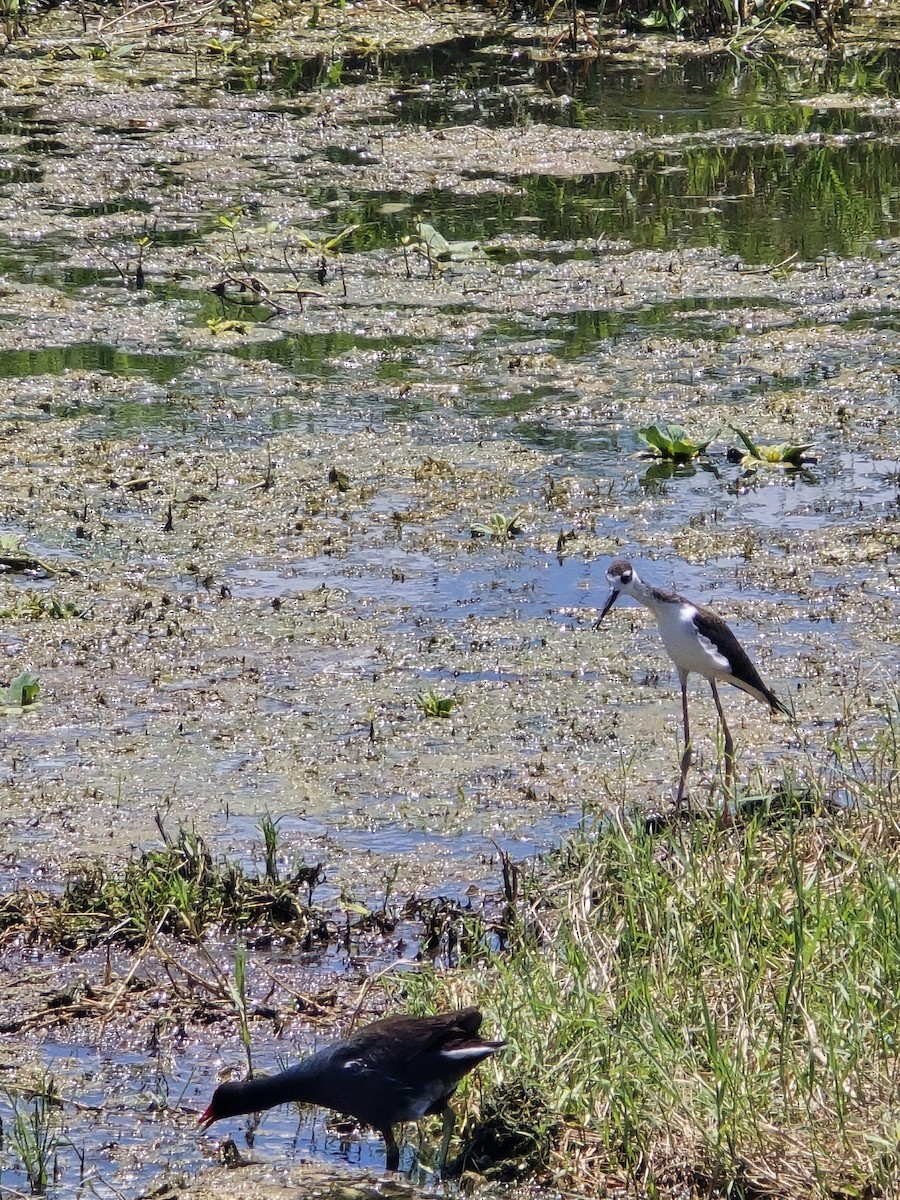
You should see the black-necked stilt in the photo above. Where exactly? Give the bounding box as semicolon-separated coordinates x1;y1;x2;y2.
199;1008;505;1172
597;559;791;807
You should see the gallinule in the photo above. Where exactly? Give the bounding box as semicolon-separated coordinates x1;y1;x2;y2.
199;1007;505;1171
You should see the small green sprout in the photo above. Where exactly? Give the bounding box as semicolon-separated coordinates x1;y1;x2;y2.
416;689;457;718
729;427;815;469
7;1082;59;1194
328;466;351;492
471;510;524;540
294;224;359;255
228;943;253;1072
637;424;714;463
206;37;242;58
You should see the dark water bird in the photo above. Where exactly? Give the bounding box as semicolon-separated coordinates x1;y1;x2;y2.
199;1007;505;1172
597;559;791;807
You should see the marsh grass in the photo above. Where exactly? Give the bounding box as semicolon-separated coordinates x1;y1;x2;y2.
402;704;900;1197
4;1080;62;1194
0;820;327;949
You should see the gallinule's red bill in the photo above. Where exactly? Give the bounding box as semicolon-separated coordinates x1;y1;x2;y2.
199;1007;505;1172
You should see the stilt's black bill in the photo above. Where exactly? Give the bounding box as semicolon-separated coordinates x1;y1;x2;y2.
595;588;619;627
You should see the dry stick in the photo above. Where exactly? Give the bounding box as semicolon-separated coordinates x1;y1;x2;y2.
96;0;167;28
96;914;170;1039
189;926;244;993
250;960;335;1019
0;1185;42;1200
0;993;116;1034
153;941;231;1000
87;1176;131;1200
97;0;220;33
344;959;408;1032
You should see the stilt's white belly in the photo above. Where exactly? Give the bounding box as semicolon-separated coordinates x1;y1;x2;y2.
654;602;729;680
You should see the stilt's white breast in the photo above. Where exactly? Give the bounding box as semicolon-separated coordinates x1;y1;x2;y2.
654;601;731;679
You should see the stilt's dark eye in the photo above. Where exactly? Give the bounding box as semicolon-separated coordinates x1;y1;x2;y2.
622;570;632;584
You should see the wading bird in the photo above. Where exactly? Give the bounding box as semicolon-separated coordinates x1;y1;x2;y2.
597;559;790;807
199;1008;505;1173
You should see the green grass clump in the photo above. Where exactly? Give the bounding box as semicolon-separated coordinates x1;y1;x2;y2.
403;705;900;1197
0;821;326;949
6;1081;61;1194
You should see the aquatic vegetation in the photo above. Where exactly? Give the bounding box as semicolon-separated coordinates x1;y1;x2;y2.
408;219;452;265
604;0;852;41
0;593;80;620
404;704;900;1195
545;0;601;54
0;670;40;709
228;943;253;1075
402;219;480;277
92;221;154;289
0;821;327;948
260;811;281;883
209;213;281;315
470;511;525;539
1;0;23;41
729;426;816;469
638;1;689;32
328;465;351;492
206;316;252;335
0;534;57;576
416;688;457;718
637;424;714;462
5;1080;61;1195
294;223;359;289
205;37;243;61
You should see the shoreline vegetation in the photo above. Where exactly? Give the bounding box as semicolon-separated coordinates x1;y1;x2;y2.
3;700;898;1195
403;697;900;1195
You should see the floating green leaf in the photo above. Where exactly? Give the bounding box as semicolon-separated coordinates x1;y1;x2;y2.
471;511;524;540
206;317;251;335
730;426;815;468
1;670;40;708
0;533;25;554
414;220;452;262
637;424;714;463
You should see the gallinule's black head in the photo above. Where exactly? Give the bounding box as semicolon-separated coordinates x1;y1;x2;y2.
199;1007;505;1172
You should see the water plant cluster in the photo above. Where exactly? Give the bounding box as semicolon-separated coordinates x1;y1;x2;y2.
638;423;815;470
0;820;328;950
